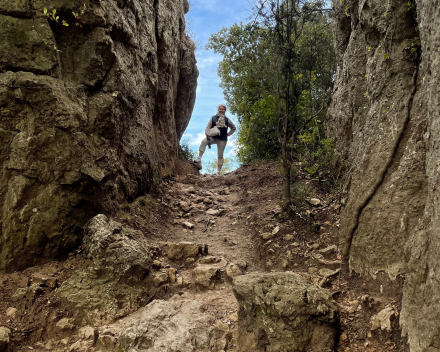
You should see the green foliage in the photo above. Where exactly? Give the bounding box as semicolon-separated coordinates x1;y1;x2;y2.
298;129;336;179
207;10;335;165
290;182;311;206
179;139;198;162
404;37;421;56
42;3;87;28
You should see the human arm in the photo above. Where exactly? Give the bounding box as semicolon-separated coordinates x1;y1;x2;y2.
204;117;214;136
227;119;236;136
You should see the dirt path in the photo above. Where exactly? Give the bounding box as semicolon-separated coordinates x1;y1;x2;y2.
0;161;406;352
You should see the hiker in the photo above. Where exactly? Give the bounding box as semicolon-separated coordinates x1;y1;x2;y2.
194;104;236;175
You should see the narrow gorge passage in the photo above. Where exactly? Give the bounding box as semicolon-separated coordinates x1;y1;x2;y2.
0;162;407;352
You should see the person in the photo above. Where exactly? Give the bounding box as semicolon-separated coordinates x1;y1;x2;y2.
194;104;236;175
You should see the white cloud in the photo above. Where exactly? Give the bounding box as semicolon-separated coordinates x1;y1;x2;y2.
225;146;238;158
188;132;206;147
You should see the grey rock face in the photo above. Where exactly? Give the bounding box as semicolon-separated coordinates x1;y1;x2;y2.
233;272;337;352
0;0;198;272
328;0;440;350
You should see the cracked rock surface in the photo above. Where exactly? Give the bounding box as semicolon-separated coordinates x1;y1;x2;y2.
328;0;440;350
0;0;198;271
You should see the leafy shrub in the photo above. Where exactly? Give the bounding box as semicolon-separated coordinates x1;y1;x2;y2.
298;128;336;181
290;182;311;206
179;139;197;161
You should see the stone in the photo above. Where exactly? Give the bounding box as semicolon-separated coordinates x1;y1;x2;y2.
272;226;280;235
78;326;96;340
206;209;220;216
319;245;338;257
0;327;11;351
262;233;274;240
370;307;394;332
56;318;75;330
57;217;154;325
308;198;322;206
12;285;44;309
153;260;165;268
192;265;220;287
30;273;57;289
319;268;336;277
225;263;242;279
236;260;247;270
168;268;177;283
5;307;17;317
185;258;195;265
284;234;294;241
311;243;320;250
61;338;69;345
182;221;194;229
179;201;190;212
199;256;220;264
82;215;152;279
167;242;204;261
153;273;169;287
233;272;337;352
104;298;225;352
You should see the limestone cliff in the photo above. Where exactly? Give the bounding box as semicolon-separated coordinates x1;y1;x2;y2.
328;0;440;350
0;0;198;271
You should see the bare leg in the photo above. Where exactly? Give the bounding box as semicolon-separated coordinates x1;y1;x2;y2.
217;164;222;174
198;151;204;159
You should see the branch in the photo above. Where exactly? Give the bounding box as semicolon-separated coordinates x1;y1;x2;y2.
295;106;324;134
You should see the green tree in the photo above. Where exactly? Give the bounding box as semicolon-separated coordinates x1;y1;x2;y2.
207;0;335;205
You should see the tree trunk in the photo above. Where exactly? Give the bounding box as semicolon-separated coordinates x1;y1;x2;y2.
283;162;291;204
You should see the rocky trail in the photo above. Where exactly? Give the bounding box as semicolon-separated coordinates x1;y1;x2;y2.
0;161;407;351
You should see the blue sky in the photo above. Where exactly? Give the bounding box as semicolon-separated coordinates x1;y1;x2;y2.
181;0;253;171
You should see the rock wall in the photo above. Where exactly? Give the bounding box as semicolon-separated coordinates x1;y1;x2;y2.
0;0;198;271
328;0;440;350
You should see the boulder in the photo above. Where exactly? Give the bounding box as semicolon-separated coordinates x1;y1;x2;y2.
225;263;243;279
0;327;11;352
101;297;228;352
192;265;220;287
82;215;152;280
166;242;206;261
180;201;190;212
370;307;394;332
5;308;16;318
57;215;154;325
233;272;337;352
308;198;322;206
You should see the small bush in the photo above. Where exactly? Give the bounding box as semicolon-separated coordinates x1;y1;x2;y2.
179;139;197;161
290;182;311;206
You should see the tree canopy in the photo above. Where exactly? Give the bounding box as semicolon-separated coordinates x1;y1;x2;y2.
207;0;336;203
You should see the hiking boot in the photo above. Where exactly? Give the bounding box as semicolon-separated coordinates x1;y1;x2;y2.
194;158;202;170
